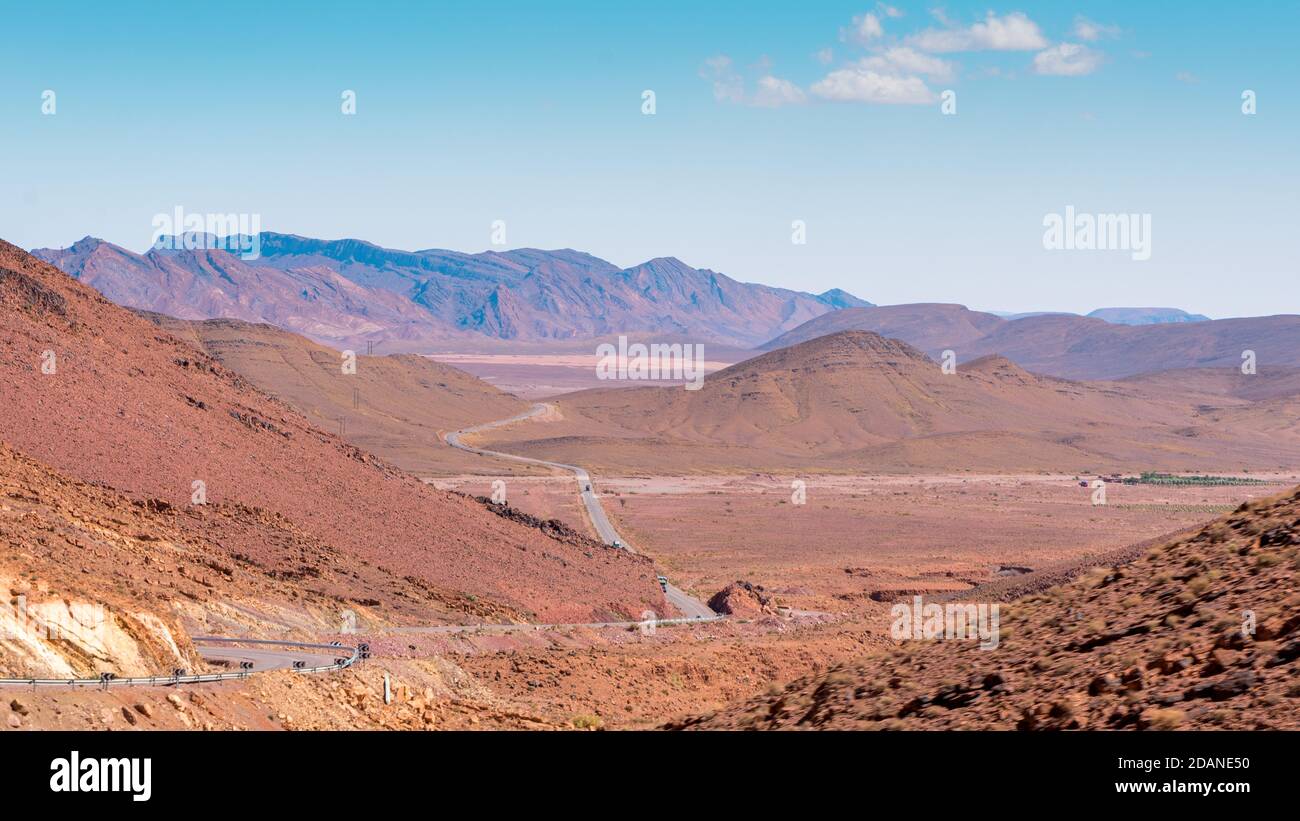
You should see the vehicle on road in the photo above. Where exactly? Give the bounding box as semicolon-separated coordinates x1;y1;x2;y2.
657;575;669;592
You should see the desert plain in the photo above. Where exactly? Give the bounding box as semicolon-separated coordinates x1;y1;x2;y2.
427;465;1295;726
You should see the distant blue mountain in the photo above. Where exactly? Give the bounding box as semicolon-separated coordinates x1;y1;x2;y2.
33;232;872;348
1086;307;1211;325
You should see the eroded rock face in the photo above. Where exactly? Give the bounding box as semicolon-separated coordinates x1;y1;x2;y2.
0;573;198;679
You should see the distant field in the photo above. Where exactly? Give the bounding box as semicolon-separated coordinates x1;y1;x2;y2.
427;352;746;398
437;472;1297;616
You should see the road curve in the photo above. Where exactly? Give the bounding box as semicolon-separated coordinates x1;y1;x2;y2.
192;637;345;673
446;404;719;621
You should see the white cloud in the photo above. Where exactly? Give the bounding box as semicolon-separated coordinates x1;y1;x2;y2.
878;3;903;18
908;11;1048;53
700;55;744;103
847;12;884;44
813;47;834;65
699;56;807;108
861;47;955;81
811;67;935;104
1073;16;1120;42
1032;43;1103;76
751;75;808;107
1175;71;1199;84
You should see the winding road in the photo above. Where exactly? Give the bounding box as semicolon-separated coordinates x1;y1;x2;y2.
3;404;718;690
445;403;719;621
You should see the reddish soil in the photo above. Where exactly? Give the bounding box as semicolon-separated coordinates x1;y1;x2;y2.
674;486;1300;730
0;239;665;627
148;314;535;476
446;615;885;728
442;473;1293;618
9;237;1298;733
428;476;598;539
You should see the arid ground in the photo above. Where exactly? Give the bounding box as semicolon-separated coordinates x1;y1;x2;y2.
428;350;745;399
434;472;1295;619
425;470;1296;728
5;239;1299;732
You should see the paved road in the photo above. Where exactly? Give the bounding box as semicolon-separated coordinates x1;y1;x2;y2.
0;637;359;689
194;641;339;672
382;614;710;635
2;401;727;690
446;404;719;621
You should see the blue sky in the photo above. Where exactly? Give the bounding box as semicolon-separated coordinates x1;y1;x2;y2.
1;1;1296;317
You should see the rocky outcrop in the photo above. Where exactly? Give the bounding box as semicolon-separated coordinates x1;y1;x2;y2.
707;581;778;618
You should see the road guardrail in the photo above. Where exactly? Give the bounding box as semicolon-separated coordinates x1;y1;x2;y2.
0;636;360;689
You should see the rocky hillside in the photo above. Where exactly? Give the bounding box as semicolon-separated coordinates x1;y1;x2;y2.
0;238;664;628
1;441;302;679
673;487;1300;730
143;314;531;475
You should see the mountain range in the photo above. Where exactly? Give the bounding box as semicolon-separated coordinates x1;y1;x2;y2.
32;234;871;350
992;307;1210;325
765;304;1300;380
31;233;1297;385
1085;307;1210;325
